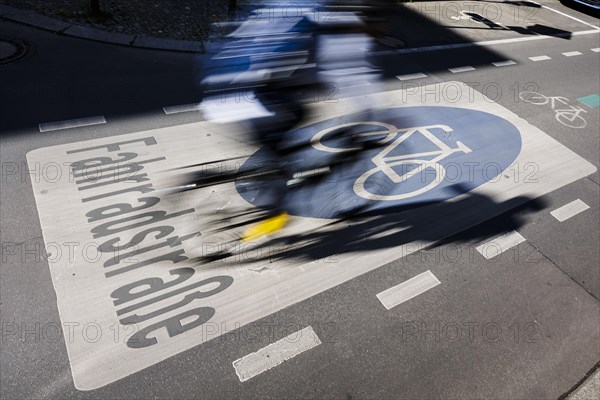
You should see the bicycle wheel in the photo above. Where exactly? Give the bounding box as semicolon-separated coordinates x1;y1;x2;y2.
519;91;548;105
556;110;587;129
354;160;446;201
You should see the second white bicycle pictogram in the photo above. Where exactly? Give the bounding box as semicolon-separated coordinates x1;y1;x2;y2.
519;91;588;129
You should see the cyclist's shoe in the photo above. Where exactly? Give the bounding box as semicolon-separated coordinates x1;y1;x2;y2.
242;212;289;243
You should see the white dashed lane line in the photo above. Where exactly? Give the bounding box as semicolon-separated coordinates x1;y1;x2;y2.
529;55;552;61
38;116;106;133
395;47;592;83
232;326;322;382
448;66;476;74
41;45;599;132
551;199;590;222
476;231;526;260
163;103;202;115
492;60;517;67
384;30;600;57
396;72;428;81
376;270;441;310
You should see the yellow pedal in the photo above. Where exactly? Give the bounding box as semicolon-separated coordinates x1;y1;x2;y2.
242;212;289;243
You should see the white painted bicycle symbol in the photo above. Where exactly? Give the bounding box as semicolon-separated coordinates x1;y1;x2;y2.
519;91;587;129
312;122;472;201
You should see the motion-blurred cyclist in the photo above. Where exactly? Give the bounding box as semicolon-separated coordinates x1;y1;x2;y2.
197;1;390;243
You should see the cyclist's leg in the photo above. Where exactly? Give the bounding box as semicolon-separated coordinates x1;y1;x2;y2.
240;88;310;242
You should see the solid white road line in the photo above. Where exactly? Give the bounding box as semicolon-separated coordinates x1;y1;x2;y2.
550;199;590;222
528;1;600;31
396;72;428;81
376;270;441;310
232;326;321;382
572;30;600;36
163;103;203;115
529;55;551;61
492;60;516;67
562;51;582;57
592;48;600;52
385;30;600;56
476;231;526;259
448;66;475;74
39;116;106;133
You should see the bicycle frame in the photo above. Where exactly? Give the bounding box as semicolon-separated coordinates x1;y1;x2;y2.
371;124;472;183
313;122;473;200
520;91;588;128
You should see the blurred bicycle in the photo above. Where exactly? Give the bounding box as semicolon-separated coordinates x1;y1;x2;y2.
163;1;395;261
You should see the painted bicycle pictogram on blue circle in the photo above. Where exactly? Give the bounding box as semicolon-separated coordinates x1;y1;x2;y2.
236;106;522;219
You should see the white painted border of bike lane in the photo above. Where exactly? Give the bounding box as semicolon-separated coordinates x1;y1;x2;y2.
530;0;600;31
26;82;597;390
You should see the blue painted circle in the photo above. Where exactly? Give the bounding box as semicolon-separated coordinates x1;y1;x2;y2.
236;106;522;219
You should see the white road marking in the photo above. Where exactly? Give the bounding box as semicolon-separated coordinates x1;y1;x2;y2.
396;72;428;81
163;103;203;115
27;82;598;390
528;1;600;31
384;30;600;56
550;199;590;222
38;116;106;132
476;231;526;259
492;60;516;67
529;55;551;61
200;93;275;123
448;66;475;74
592;48;600;53
376;270;441;310
232;326;321;382
562;51;582;57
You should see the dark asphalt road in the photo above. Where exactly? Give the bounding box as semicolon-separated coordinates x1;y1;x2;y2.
1;1;599;398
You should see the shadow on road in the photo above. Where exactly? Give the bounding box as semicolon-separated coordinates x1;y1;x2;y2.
194;184;547;266
0;0;570;136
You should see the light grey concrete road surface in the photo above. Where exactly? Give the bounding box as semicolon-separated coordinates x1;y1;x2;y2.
569;367;600;400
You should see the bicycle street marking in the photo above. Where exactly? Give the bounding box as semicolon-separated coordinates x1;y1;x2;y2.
313;123;472;201
519;91;588;128
241;105;522;218
27;82;596;390
357;124;471;201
